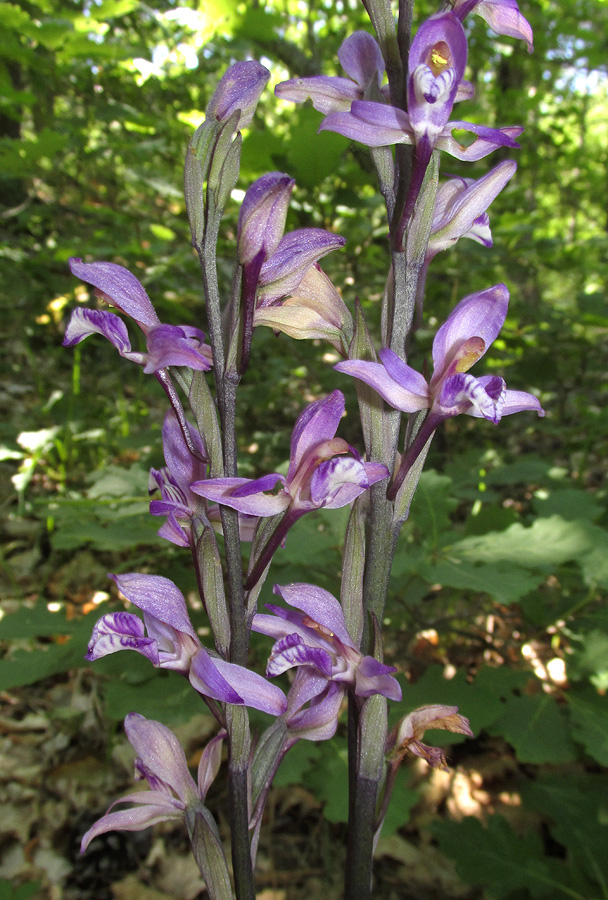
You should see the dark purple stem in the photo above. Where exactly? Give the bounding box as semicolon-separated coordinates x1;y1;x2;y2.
387;411;440;500
244;507;307;591
155;368;208;464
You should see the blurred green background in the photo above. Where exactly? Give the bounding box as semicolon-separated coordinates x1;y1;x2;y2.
1;0;607;898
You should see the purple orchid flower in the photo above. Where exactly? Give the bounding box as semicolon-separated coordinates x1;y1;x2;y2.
191;391;389;588
64;259;212;375
453;0;533;53
87;572;286;716
81;713;225;851
335;284;545;499
276;31;386;114
236;173;345;373
252;583;402;701
149;410;209;548
411;160;517;323
427;160;517;258
252;264;353;354
320;14;522;227
149;411;256;547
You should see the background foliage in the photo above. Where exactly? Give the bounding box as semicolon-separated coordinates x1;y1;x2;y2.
1;0;607;897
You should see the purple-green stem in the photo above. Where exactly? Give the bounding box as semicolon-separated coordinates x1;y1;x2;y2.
195;218;255;900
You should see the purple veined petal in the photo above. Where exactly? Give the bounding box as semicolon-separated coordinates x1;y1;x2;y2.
338;30;385;88
81;797;184;852
155;513;191;548
142;324;213;374
454;79;475;102
379;348;432;396
335;358;430;413
273;583;355;649
276;75;363;114
197;730;226;800
287;680;344;741
160;410;207;494
109;573;198;640
189;648;245;705
439;372;506;422
431;284;509;380
238;172;295;265
206;60;270;129
63;308;138;360
189;648;287;715
472;0;533;53
437;121;523;161
355;656;402;701
86;612;160;664
471;381;545;418
69;258;160;329
192;474;290;517
258;229;346;304
287;390;345;481
267;632;334;678
285;668;333;717
310;456;388;509
431;161;517;251
125;713;199;805
321;99;414;147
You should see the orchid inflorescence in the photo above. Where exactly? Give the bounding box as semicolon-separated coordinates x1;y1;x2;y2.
63;1;542;897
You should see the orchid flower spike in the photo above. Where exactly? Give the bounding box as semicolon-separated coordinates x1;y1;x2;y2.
191;391;389;588
81;714;225;851
87;573;286;716
64;259;212;375
335;284;545;499
276;30;386;114
252;583;402;701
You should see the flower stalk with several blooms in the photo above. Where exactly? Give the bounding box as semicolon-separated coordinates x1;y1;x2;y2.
63;0;542;897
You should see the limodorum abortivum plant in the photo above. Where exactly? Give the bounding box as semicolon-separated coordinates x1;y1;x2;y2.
63;1;543;897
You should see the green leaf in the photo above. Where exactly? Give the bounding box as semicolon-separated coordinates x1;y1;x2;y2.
567;687;608;765
0;631;91;691
306;738;349;823
433;815;570;899
521;774;608;892
102;670;206;724
409;470;457;547
285;106;349;189
532;488;605;522
487;693;577;764
418;557;544;605
451;515;608;588
569;629;608;690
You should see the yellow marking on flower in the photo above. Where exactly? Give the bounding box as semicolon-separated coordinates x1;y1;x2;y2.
454;336;486;373
429;41;451;76
302;615;335;639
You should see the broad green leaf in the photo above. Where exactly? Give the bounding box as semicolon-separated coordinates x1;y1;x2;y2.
417;558;544;604
433;815;569;899
567;687;608;765
521;774;608;890
568;629;608;690
0;631;91;691
487;693;577;764
532;488;604;522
